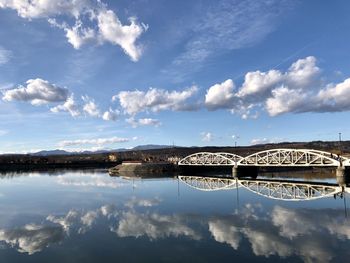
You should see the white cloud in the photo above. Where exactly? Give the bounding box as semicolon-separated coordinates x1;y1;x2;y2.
102;108;119;121
0;0;90;19
201;132;213;142
205;79;235;110
82;96;100;117
48;18;95;49
315;78;350;112
126;117;161;128
114;86;198;115
50;94;81;117
58;136;129;147
265;86;306;116
0;224;64;255
2;78;68;105
0;46;11;64
97;9;146;62
203;56;350;118
238;70;283;98
0;0;147;61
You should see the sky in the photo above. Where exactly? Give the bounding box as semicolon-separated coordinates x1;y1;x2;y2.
1;0;350;153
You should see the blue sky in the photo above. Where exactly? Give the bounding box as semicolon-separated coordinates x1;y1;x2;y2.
1;0;350;153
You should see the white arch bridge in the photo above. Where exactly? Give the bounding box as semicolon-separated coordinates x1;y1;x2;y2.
178;148;349;168
178;176;347;201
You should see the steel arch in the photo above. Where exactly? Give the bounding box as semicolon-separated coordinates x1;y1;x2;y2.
178;176;238;191
178;152;243;166
238;148;343;167
239;179;341;201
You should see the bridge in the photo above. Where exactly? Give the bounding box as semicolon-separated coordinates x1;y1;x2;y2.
178;175;346;201
178;148;348;168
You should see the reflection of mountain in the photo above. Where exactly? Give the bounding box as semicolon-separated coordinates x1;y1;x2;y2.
178;176;348;201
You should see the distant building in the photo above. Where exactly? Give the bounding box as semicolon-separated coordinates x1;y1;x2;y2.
167;156;181;164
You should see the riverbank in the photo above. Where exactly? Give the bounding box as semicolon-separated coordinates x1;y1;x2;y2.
109;162;178;175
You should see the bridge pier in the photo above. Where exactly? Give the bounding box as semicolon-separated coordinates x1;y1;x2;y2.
232;166;238;178
336;166;350;187
232;166;259;178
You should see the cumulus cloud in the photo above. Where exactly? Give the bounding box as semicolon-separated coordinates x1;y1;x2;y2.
0;0;90;19
0;46;11;64
2;78;68;105
50;94;81;117
114;86;198;115
205;79;235;110
0;0;147;61
102;108;119;121
96;9;146;61
82;96;100;117
58;136;129;147
0;224;64;255
126;117;161;128
48;18;95;49
204;56;350;118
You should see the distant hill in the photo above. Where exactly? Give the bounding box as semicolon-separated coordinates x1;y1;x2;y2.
31;149;71;156
30;144;174;156
132;144;174;151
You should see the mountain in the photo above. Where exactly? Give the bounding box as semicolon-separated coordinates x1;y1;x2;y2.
30;149;71;156
131;144;174;151
29;145;174;156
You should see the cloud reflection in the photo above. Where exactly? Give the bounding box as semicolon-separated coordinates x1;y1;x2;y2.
114;211;201;240
56;172;126;189
0;224;64;255
207;205;350;262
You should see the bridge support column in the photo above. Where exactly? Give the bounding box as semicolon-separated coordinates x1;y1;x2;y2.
232;165;238;178
336;166;345;178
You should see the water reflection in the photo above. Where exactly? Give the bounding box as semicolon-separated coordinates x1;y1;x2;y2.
178;175;350;201
0;170;349;262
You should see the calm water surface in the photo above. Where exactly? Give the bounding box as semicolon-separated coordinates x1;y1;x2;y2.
0;169;349;262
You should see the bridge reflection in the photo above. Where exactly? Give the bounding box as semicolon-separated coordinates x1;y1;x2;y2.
178;175;349;201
